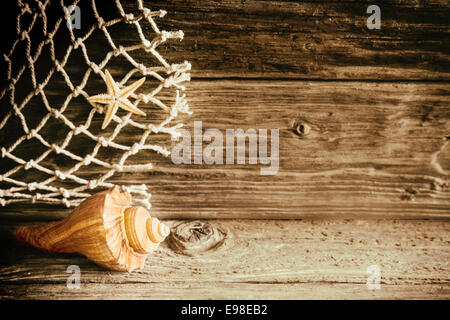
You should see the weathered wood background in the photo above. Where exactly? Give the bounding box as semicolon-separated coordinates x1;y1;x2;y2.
0;0;449;299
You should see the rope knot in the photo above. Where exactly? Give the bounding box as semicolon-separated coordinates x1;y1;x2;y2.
114;46;125;56
55;170;66;180
88;180;97;189
164;76;174;88
99;136;109;147
97;17;105;28
90;63;101;74
27;129;37;140
147;124;158;132
137;63;146;73
14;107;21;117
74;125;85;135
62;198;70;207
32;193;42;203
73;86;82;97
83;155;92;166
170;129;182;140
170;105;178;117
9;80;15;91
55;61;64;72
28;182;38;191
25;160;35;170
73;37;83;49
36;83;45;94
142;39;151;48
131;143;140;155
59;188;70;198
160;31;168;42
142;8;151;17
52;144;62;154
52;109;61;119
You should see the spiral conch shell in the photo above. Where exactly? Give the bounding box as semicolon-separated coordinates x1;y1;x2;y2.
15;186;170;271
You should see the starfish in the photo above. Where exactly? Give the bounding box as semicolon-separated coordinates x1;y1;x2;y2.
87;69;146;129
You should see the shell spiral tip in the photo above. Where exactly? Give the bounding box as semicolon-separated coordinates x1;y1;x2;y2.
160;223;170;238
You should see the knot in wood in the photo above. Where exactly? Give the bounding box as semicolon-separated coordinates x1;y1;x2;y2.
167;221;226;256
294;120;311;137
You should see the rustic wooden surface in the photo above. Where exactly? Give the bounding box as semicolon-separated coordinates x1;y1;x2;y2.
0;0;449;299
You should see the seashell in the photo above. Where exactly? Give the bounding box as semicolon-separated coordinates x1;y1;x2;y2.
15;186;170;272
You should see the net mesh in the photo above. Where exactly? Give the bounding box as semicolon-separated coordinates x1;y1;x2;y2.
0;0;191;209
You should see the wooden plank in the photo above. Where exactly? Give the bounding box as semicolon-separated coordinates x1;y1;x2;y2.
1;283;449;300
1;81;449;219
116;0;450;79
2;0;450;80
0;219;449;299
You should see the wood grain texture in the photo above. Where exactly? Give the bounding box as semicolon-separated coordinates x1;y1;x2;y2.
2;283;448;300
2;81;449;219
114;0;450;80
3;0;450;81
0;219;449;299
1;0;449;301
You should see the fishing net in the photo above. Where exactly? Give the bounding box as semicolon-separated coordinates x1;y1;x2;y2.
0;0;191;209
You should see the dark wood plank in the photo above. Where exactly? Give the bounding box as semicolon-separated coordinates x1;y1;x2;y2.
0;219;449;299
0;0;450;80
1;81;449;219
117;0;450;80
3;0;449;80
